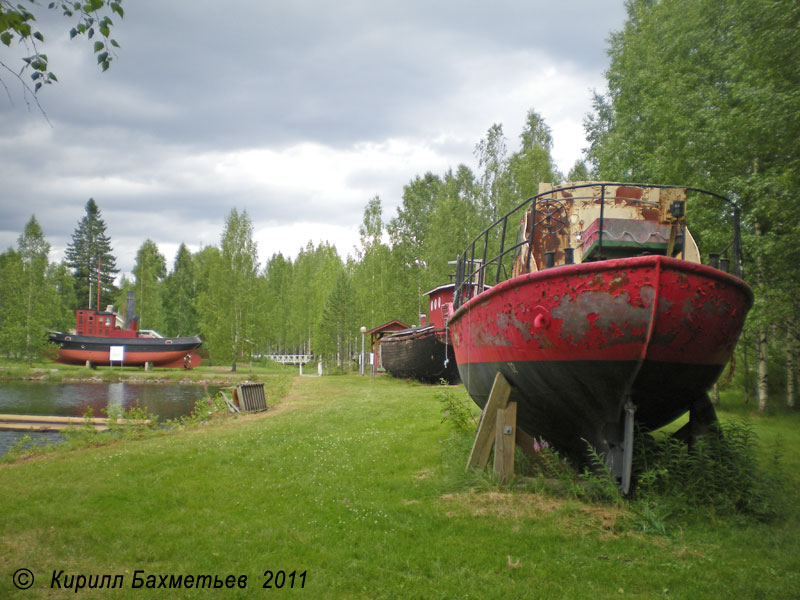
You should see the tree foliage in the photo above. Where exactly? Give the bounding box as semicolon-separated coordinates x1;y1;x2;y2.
64;198;118;310
0;0;123;101
585;0;800;407
164;243;198;337
197;209;259;369
132;239;166;332
318;268;356;366
0;216;67;362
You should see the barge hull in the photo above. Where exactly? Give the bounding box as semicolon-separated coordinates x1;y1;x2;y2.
381;328;459;383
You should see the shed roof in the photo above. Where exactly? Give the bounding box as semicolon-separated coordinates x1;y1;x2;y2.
365;320;409;335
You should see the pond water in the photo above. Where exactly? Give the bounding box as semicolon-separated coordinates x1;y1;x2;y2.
0;382;219;456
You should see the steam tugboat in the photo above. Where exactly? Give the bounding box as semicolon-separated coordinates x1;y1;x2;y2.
49;292;203;368
380;283;460;383
449;182;752;489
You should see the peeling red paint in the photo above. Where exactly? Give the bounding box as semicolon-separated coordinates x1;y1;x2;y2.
608;273;630;294
448;183;751;464
450;255;752;366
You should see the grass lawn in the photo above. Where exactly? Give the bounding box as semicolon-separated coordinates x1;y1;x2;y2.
1;375;797;599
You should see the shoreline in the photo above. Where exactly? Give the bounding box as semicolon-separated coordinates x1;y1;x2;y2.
0;363;297;387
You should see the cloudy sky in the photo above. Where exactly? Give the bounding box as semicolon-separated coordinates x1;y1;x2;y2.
0;1;627;277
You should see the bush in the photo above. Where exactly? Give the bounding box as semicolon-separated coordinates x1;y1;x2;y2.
436;383;477;433
632;419;783;521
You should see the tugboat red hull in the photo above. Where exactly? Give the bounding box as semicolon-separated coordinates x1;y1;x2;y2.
449;255;752;459
49;333;203;368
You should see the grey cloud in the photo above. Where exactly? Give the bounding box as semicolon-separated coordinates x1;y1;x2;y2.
0;0;627;273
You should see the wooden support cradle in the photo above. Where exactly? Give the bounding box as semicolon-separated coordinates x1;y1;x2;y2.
466;372;521;482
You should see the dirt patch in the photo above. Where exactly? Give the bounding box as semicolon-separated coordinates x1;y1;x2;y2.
436;490;641;539
557;505;629;537
438;490;566;519
413;468;433;481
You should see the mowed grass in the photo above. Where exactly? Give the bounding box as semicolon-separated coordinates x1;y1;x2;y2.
1;375;798;599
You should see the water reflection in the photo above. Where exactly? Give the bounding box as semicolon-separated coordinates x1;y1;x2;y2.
0;382;219;419
0;381;220;456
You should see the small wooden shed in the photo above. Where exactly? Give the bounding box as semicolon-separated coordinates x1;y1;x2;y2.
365;320;409;372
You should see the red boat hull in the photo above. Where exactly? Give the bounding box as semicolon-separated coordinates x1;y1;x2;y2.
448;255;752;458
49;333;203;368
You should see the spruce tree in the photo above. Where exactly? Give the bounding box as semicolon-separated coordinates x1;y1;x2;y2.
65;198;118;310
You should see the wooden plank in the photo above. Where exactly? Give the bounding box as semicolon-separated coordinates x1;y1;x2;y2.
220;392;240;414
514;426;537;459
1;414;107;425
0;414;149;426
0;414;149;432
466;372;511;471
666;222;679;257
493;401;517;483
0;423;109;432
234;383;267;412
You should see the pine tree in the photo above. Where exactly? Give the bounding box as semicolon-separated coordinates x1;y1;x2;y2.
64;198;118;309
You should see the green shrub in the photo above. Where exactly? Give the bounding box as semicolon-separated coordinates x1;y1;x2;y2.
632;419;783;521
436;383;477;433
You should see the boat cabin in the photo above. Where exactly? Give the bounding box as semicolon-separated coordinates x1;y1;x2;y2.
422;284;455;329
75;306;138;338
512;182;701;275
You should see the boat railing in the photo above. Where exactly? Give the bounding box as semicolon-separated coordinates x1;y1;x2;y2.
453;182;744;309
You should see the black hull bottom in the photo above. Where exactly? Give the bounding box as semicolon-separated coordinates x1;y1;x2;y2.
382;333;460;384
458;359;723;460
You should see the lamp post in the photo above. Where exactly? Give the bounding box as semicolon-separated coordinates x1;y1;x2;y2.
360;326;367;376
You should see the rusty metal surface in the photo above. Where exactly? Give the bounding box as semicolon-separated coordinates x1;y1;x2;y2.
451;255;751;367
449;182;751;463
449;255;751;461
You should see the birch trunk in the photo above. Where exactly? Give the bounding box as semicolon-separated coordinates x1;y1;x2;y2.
788;330;796;408
743;332;751;404
754;217;769;412
757;328;769;411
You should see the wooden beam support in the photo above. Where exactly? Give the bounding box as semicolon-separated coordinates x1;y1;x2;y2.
514;426;538;459
493;401;517;483
666;222;679;257
466;372;512;471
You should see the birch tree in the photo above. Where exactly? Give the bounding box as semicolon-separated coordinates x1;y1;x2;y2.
1;0;124;104
198;209;259;370
164;243;198;336
586;0;800;410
